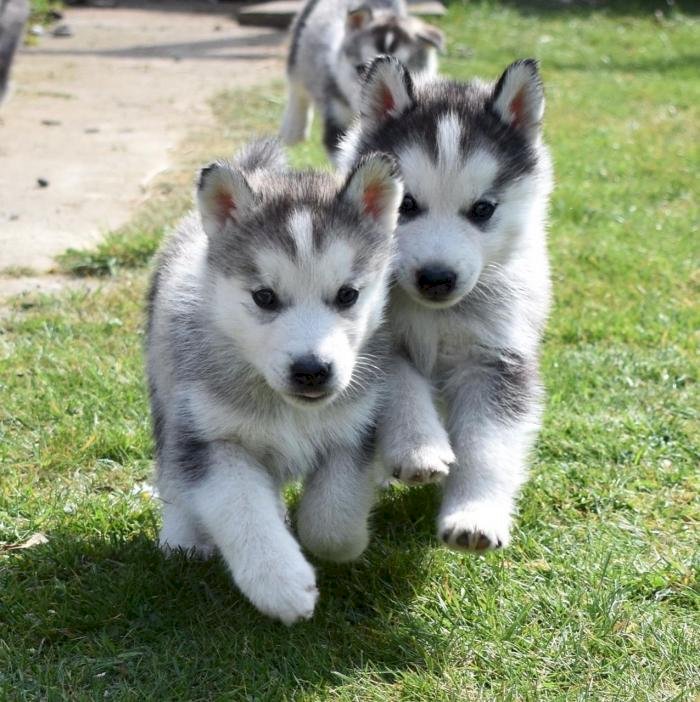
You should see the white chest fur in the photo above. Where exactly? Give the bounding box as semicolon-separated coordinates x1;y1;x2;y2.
184;383;376;482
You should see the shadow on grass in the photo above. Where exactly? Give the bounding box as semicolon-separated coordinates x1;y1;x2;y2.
2;487;451;697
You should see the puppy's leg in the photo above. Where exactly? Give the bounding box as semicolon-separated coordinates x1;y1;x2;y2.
159;499;214;559
280;80;313;144
322;116;346;161
438;356;541;552
378;356;455;485
323;97;354;162
189;440;318;625
297;447;375;562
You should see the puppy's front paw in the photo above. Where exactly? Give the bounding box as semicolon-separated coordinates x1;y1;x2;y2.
438;503;512;553
242;557;319;626
388;442;455;485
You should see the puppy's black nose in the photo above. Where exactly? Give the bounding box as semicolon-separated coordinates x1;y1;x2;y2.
290;355;332;389
416;267;457;300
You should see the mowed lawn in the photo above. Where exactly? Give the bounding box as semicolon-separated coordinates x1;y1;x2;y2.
1;1;698;699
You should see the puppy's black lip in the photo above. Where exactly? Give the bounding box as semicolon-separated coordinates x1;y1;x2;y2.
287;391;333;404
415;292;462;309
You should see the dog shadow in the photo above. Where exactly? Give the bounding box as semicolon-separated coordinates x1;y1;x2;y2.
3;486;450;696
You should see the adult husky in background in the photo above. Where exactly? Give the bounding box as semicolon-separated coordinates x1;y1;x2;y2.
281;0;443;159
339;57;553;552
146;139;402;624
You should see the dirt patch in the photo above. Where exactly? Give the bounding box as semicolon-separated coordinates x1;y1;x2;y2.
0;0;286;294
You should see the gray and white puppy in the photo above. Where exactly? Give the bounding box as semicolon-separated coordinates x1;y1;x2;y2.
281;0;443;158
339;58;553;552
146;139;402;624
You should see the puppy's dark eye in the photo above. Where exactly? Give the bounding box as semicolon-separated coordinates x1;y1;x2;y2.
252;288;279;311
399;193;421;219
355;64;366;77
467;200;497;223
336;286;359;309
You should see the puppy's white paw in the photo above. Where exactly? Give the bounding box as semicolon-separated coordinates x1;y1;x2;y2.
388;442;455;485
242;556;319;626
439;503;512;553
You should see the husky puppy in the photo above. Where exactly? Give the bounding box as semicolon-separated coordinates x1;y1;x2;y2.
339;58;553;552
280;0;444;158
146;139;402;624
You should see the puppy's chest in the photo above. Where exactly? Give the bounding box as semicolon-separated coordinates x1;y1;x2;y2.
190;387;373;481
236;413;349;480
245;418;331;480
392;306;475;378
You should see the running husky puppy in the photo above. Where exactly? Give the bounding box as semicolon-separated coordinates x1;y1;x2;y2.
339;57;553;552
146;139;402;624
281;0;443;158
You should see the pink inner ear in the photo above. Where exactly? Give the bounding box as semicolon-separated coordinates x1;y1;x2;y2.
215;190;235;219
363;182;384;220
380;85;395;117
509;88;527;128
348;11;366;30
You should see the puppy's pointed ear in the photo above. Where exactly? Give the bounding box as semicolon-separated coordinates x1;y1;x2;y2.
341;152;403;234
416;22;445;52
197;162;254;239
490;59;544;139
346;5;372;31
360;56;415;130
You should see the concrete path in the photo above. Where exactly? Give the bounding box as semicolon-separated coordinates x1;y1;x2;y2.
0;0;285;292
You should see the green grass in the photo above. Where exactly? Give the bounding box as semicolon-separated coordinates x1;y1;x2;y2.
28;0;63;28
2;1;699;699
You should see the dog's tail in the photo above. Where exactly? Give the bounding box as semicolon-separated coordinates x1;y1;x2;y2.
234;138;288;174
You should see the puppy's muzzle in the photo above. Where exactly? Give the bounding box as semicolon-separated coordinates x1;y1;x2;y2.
416;267;457;302
289;355;333;399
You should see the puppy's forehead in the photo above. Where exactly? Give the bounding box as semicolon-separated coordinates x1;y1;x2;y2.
347;17;419;59
397;112;500;206
369;23;409;54
285;207;357;275
288;208;314;262
209;169;391;282
363;79;538;187
254;208;361;291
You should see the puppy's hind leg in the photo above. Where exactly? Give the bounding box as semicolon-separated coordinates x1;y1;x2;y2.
322;116;346;162
159;499;214;560
280;80;313;145
297;446;376;563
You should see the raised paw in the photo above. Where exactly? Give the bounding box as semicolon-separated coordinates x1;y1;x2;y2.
438;504;512;553
241;556;319;626
389;443;455;486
